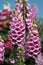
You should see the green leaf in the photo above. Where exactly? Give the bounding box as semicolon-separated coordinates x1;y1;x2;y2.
5;49;11;58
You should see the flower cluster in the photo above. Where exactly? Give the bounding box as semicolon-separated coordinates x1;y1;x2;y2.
0;9;11;31
35;53;43;65
0;37;5;63
24;26;41;58
22;1;41;60
26;3;33;30
8;2;25;48
0;9;10;21
0;0;42;65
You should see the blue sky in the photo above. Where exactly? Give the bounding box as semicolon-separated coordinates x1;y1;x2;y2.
0;0;43;18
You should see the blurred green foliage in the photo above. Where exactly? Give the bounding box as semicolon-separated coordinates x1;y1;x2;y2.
38;24;43;52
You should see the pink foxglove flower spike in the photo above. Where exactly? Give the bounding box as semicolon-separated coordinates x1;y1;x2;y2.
8;2;25;48
26;3;33;30
0;36;5;63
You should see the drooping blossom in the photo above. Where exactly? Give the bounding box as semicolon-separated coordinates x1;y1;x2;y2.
0;36;5;63
8;2;25;48
24;22;41;58
26;3;33;30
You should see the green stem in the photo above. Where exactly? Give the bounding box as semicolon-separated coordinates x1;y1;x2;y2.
22;0;28;42
22;0;27;21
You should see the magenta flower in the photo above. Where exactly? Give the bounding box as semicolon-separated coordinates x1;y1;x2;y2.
35;53;43;65
1;9;9;15
0;15;6;21
24;26;41;58
9;58;15;64
0;37;5;63
26;3;33;30
8;2;25;48
0;9;11;21
5;42;12;49
0;9;8;21
16;3;23;12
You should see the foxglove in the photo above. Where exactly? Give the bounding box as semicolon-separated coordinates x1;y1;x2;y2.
8;2;25;48
26;3;33;30
24;24;41;58
0;37;5;63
